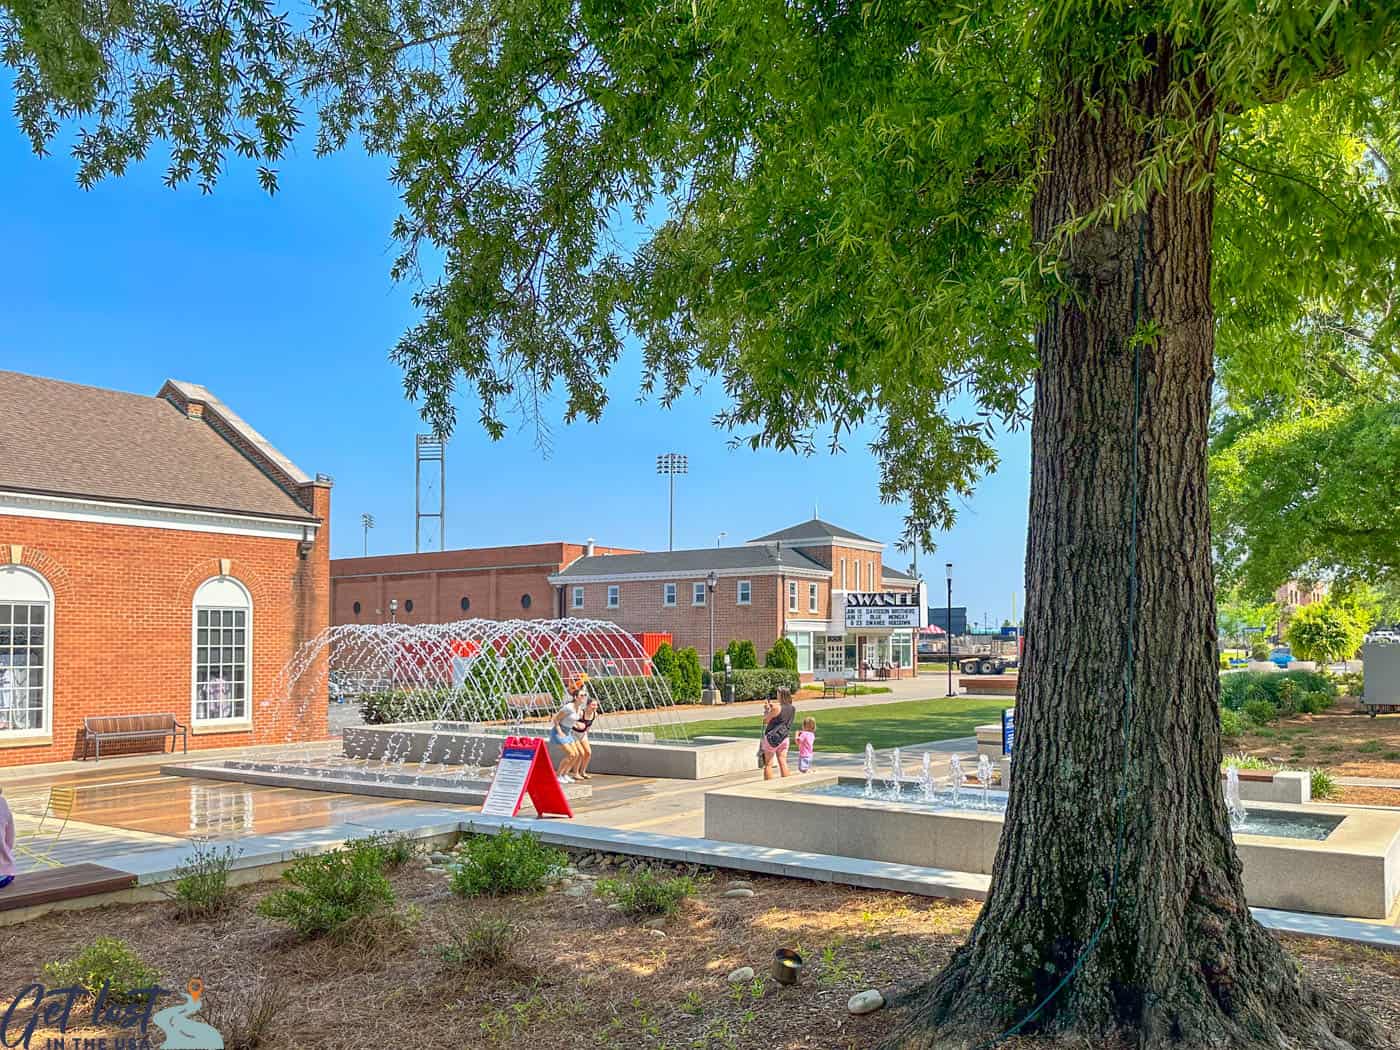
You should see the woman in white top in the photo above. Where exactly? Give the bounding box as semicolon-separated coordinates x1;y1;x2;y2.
549;689;584;783
0;788;16;889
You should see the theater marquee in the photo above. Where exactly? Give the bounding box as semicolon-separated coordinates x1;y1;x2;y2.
843;591;920;629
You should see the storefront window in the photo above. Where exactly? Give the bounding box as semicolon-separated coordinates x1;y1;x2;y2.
892;631;913;669
785;631;813;673
813;633;827;672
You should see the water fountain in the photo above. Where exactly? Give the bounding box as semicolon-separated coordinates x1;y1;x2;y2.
976;754;993;808
887;747;904;800
163;618;758;799
920;752;934;802
863;744;877;798
949;754;964;807
1224;764;1249;827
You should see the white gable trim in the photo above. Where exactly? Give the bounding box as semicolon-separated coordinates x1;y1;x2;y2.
0;489;318;542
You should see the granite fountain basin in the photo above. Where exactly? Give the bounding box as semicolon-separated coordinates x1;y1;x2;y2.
703;775;1400;918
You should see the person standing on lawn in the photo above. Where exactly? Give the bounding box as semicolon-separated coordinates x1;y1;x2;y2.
796;717;817;773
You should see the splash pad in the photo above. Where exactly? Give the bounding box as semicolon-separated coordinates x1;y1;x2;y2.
165;618;755;801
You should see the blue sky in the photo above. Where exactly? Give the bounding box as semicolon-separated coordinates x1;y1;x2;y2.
0;89;1031;628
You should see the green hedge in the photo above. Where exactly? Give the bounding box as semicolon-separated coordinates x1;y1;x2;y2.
764;638;798;670
713;668;800;702
360;675;675;724
1219;670;1335;712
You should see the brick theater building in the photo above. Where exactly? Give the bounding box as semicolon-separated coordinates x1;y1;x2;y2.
0;371;331;767
550;519;922;678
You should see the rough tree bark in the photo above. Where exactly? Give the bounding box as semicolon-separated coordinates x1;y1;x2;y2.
896;50;1390;1050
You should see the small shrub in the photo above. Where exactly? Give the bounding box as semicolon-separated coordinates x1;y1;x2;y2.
764;638;798;670
1275;678;1298;716
1296;690;1334;715
732;640;759;669
448;828;567;898
1310;768;1338;800
355;831;418;870
673;647;704;701
596;869;698;916
1334;670;1365;697
1222;753;1278;772
42;938;159;1002
256;847;396;939
714;668;801;702
1220;670;1335;712
438;916;523;971
203;980;290;1050
1219;707;1244;740
1250;642;1271;662
1218;653;1230;670
1242;699;1278;725
171;841;239;921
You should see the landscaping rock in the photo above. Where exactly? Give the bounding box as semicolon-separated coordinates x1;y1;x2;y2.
642;917;667;930
564;884;589;898
727;967;755;984
428;852;452;865
848;989;885;1015
723;888;755;899
607;902;625;912
726;880;753;890
648;929;667;939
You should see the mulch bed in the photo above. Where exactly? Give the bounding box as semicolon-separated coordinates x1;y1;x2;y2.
0;851;1397;1049
1236;698;1400;781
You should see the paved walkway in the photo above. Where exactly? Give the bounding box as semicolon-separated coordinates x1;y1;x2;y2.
1336;776;1400;788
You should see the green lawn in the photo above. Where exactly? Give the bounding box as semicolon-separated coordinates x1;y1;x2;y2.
653;696;1011;753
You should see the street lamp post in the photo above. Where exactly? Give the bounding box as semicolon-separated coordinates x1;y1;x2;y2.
655;453;689;551
706;569;718;680
389;598;398;624
945;563;955;697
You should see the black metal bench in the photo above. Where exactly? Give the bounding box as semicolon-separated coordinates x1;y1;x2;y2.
82;714;187;761
821;677;852;699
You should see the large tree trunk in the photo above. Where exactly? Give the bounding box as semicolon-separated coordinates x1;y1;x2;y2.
896;52;1387;1050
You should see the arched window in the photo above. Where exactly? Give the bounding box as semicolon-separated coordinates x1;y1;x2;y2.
0;566;53;737
353;601;362;616
193;576;251;725
460;596;470;612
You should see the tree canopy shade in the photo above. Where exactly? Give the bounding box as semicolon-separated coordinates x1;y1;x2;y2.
7;1;1400;1047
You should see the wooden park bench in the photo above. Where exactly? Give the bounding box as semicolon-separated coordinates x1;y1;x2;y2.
504;693;558;723
0;863;137;916
81;713;187;761
821;677;853;699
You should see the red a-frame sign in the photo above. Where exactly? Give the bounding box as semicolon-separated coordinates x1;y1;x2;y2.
480;736;573;818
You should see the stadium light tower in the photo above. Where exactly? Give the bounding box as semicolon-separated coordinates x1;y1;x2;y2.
656;452;688;551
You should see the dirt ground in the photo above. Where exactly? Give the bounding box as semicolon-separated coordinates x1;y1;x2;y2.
2;854;1398;1050
1235;697;1400;781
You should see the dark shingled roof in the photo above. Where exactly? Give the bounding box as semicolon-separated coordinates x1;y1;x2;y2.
748;517;882;545
552;544;828;578
882;564;917;582
0;370;316;521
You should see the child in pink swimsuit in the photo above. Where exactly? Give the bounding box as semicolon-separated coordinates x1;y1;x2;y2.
796;717;816;773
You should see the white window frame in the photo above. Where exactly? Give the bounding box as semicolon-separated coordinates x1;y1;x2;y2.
840;558;847;590
0;566;54;739
663;582;677;607
572;586;584;609
855;561;861;590
192;576;252;726
788;580;799;612
607;585;620;609
692;581;706;606
736;580;751;605
809;582;819;613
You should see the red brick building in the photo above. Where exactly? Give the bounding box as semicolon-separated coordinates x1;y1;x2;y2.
550;519;921;678
330;541;638;625
0;371;330;767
